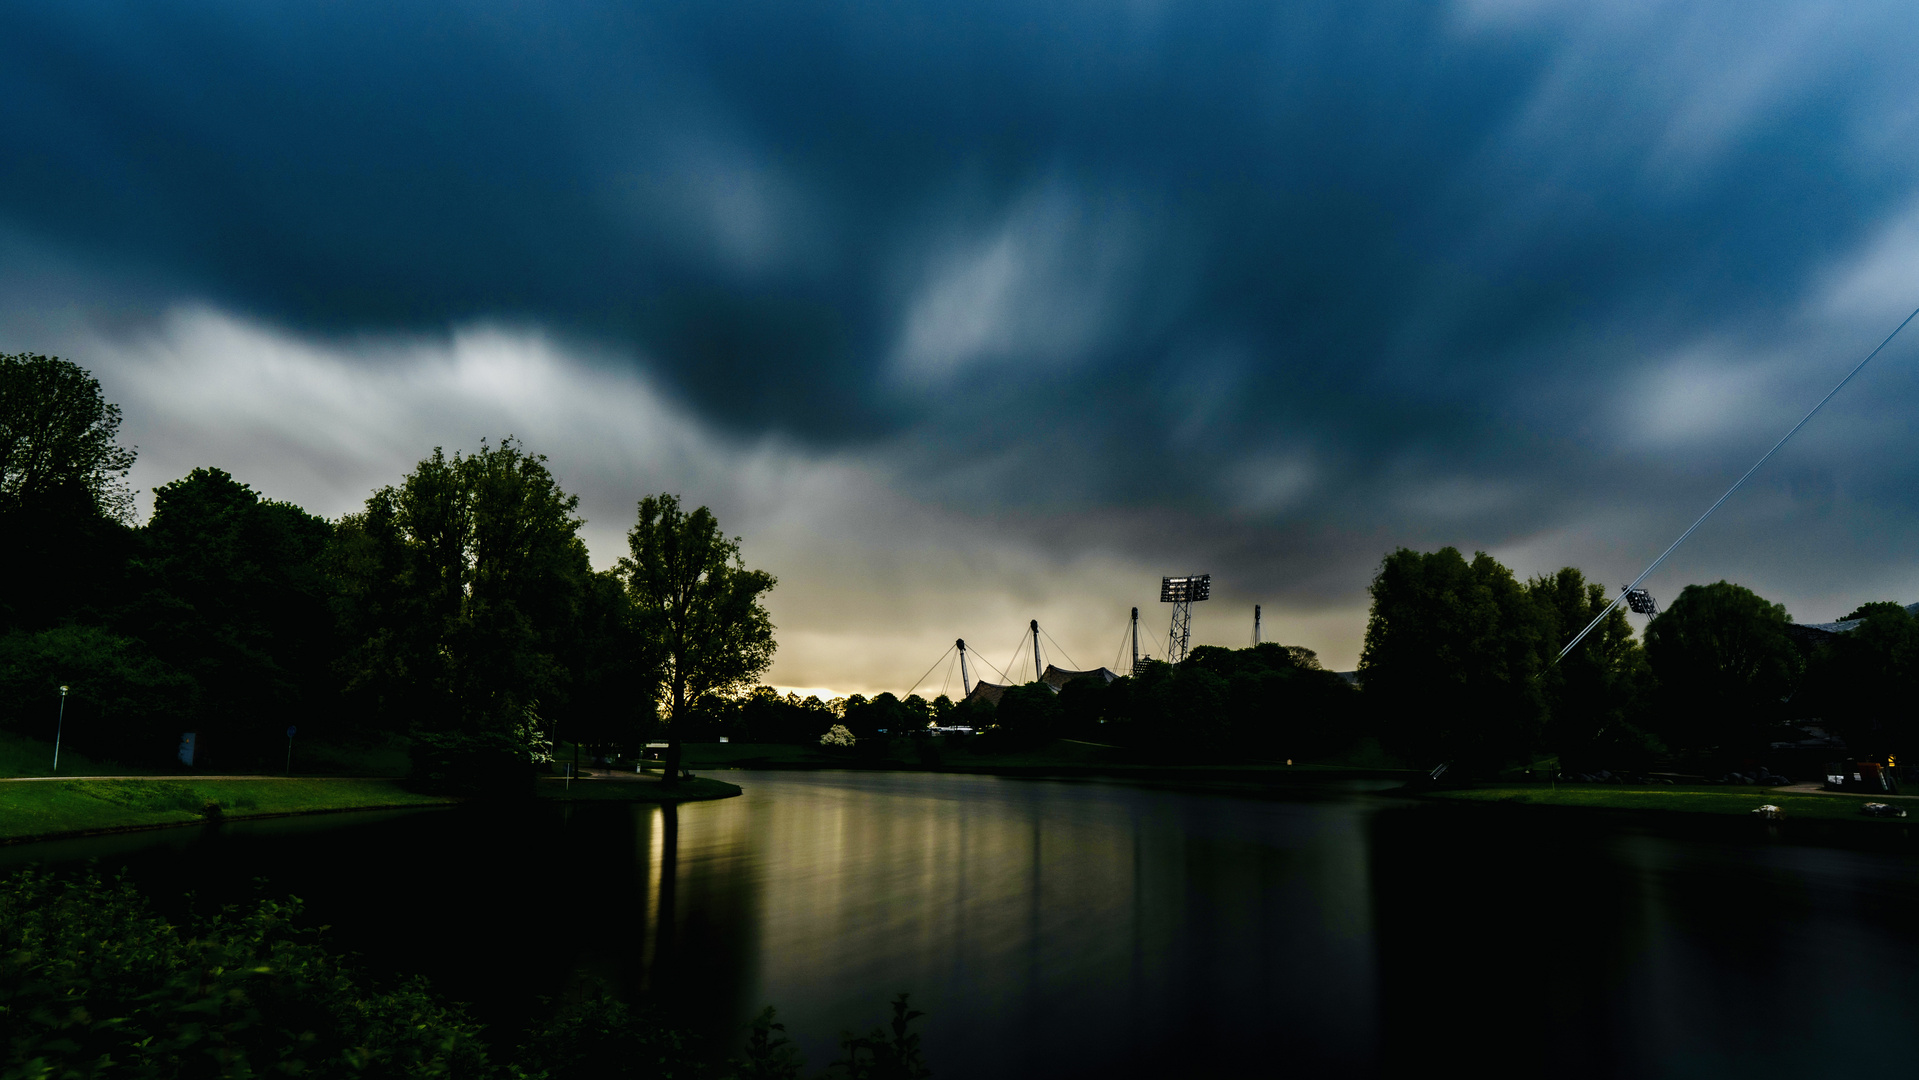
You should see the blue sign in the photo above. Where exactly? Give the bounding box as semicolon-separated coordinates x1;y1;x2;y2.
286;725;297;738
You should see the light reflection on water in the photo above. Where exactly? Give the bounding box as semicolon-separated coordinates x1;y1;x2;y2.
7;771;1919;1078
680;772;1380;1077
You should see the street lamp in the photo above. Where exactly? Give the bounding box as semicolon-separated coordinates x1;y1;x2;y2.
52;685;68;774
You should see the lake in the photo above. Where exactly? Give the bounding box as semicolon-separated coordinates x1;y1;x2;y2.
7;770;1918;1077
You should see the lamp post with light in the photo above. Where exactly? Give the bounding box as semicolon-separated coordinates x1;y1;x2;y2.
52;685;68;774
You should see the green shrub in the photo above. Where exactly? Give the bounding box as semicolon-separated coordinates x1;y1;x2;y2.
407;730;536;799
0;868;491;1078
0;869;932;1080
511;987;703;1079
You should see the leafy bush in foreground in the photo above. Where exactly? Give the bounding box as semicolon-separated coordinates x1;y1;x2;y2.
0;869;930;1080
0;868;489;1079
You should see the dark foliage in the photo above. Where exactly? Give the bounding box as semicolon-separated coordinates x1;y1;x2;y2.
736;688;840;744
825;995;931;1080
512;987;702;1080
1360;547;1551;773
1800;602;1919;759
0;869;932;1080
1644;581;1801;753
0;626;194;762
114;468;336;766
407;730;538;799
618;494;776;779
1528;568;1659;773
0;868;492;1079
0;353;138;635
332;439;593;739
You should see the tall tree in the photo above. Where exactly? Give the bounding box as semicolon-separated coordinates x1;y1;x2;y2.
121;468;335;764
333;439;592;741
1358;547;1551;772
1527;567;1655;769
1643;581;1800;753
1802;602;1919;759
0;353;137;630
618;494;776;780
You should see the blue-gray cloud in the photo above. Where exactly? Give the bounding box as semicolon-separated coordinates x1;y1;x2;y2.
8;0;1919;675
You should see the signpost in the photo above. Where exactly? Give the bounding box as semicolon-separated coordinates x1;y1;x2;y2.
285;726;297;775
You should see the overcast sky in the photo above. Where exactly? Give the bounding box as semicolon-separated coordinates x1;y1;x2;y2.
7;0;1919;695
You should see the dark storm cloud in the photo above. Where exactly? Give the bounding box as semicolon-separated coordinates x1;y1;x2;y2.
9;0;1919;675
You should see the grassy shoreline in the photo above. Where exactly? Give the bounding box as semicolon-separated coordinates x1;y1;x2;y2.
0;770;748;847
1420;782;1908;820
0;777;460;845
1415;782;1919;850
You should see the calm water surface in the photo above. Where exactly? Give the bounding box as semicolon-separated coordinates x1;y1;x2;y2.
6;771;1918;1077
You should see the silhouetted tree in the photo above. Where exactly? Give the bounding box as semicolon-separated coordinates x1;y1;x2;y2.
332;438;591;743
618;493;775;781
1528;567;1657;770
0;353;137;631
1803;602;1919;759
993;682;1062;743
1359;547;1551;772
1644;580;1799;753
119;467;335;765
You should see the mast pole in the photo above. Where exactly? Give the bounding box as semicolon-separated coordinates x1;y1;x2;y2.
1130;606;1140;673
957;638;971;695
1031;619;1043;683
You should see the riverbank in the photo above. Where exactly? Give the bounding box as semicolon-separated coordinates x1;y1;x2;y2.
0;777;459;845
537;773;742;802
676;739;1413;797
1422;782;1910;820
1417;782;1919;849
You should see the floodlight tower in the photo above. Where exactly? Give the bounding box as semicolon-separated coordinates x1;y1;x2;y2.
957;639;972;695
1623;588;1660;619
1160;574;1211;664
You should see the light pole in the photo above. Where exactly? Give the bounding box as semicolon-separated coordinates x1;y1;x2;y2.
52;685;68;774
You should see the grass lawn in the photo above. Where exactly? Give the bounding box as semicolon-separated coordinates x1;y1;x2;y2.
1427;783;1909;823
0;777;456;843
536;775;742;802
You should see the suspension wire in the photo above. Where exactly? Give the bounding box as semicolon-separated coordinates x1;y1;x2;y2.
1558;302;1919;663
972;647;1013;684
1038;626;1080;671
1112;615;1133;673
1139;621;1167;660
938;650;955;700
903;642;956;699
1000;627;1030;686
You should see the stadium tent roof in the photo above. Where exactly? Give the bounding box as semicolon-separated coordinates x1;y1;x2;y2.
1040;664;1120;691
964;665;1119;706
1786;601;1919;648
964;681;1011;705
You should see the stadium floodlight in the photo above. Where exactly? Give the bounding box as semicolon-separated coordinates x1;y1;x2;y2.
1623;588;1659;617
1160;574;1211;662
1160;575;1211;603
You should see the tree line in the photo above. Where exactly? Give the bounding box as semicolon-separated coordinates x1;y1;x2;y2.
7;352;1906;779
765;551;1910;777
0;353;775;777
1357;546;1912;775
